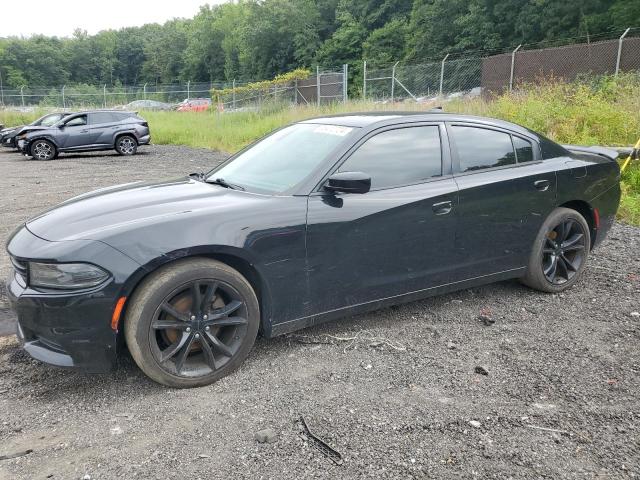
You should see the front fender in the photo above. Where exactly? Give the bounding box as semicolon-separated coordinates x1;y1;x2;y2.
24;134;60;151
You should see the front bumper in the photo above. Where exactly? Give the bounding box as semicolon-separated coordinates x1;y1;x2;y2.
6;226;142;373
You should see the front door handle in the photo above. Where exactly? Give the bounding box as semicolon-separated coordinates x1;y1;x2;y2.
534;179;550;191
432;200;453;215
80;129;89;133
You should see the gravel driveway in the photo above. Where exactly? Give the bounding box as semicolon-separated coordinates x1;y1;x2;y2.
0;145;638;479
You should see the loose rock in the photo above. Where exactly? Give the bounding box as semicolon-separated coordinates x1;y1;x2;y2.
255;428;278;444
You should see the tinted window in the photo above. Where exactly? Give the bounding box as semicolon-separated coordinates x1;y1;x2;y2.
338;126;442;190
209;123;354;194
65;115;87;127
513;136;534;162
451;126;515;172
89;112;117;124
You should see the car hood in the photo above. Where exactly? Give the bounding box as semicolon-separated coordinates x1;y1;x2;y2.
1;126;21;135
26;178;263;242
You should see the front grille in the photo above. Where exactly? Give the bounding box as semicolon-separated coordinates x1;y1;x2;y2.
10;256;27;286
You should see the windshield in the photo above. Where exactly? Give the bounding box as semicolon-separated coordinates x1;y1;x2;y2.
33;114;63;127
207;123;355;194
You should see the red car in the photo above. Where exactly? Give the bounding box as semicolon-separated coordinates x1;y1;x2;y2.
176;98;212;112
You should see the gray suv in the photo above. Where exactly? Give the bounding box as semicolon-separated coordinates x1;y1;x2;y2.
19;110;151;160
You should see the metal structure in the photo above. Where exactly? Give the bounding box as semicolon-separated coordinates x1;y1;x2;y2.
363;27;639;102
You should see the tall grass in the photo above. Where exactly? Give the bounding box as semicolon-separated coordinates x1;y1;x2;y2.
2;74;639;223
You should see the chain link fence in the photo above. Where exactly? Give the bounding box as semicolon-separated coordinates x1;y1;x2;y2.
364;27;640;103
0;66;349;112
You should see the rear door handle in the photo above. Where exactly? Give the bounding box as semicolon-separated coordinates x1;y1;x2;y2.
534;179;550;191
80;129;89;133
432;200;453;215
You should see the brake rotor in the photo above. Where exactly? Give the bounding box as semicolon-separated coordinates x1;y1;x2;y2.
162;290;226;351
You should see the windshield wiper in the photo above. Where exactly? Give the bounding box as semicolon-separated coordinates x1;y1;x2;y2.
206;177;245;191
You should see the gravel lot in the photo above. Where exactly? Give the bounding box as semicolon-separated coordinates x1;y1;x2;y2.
0;145;639;479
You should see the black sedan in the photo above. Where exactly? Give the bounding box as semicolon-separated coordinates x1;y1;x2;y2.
6;113;621;388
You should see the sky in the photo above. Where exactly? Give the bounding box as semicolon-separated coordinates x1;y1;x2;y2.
2;0;225;38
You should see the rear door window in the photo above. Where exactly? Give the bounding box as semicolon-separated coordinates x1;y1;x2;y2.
337;126;442;190
89;112;117;124
451;126;516;172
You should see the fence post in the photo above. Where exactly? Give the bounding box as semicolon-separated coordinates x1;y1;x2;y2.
616;27;631;76
391;61;399;103
20;85;25;107
363;61;367;100
509;44;522;92
62;85;66;109
343;64;348;103
0;70;4;106
232;79;236;110
187;81;191;99
103;84;107;108
316;66;321;107
439;54;450;96
143;83;147;100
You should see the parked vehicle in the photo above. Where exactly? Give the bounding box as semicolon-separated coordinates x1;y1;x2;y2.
17;110;150;160
122;100;174;111
6;112;620;387
1;112;72;149
176;98;211;112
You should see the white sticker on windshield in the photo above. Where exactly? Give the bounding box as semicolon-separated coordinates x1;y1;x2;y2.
313;125;353;136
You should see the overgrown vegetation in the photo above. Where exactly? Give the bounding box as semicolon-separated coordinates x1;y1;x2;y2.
1;76;639;224
0;0;636;88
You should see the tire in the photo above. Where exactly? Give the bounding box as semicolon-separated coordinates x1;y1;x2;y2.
115;135;138;155
521;207;591;293
30;139;56;161
124;258;259;388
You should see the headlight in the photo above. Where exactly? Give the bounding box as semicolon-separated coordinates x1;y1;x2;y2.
29;262;110;289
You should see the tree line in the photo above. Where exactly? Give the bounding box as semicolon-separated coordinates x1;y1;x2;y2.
0;0;636;89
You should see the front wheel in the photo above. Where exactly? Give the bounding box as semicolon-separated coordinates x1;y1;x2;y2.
30;139;57;161
125;258;260;388
115;135;138;155
521;207;591;293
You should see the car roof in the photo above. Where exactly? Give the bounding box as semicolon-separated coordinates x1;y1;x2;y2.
71;110;136;115
298;111;534;137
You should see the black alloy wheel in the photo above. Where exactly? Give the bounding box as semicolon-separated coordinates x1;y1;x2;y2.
125;258;259;388
521;207;591;293
150;279;248;377
542;219;587;285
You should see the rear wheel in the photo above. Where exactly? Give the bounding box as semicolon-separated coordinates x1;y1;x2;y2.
115;135;137;155
522;207;590;293
30;139;56;161
125;258;259;388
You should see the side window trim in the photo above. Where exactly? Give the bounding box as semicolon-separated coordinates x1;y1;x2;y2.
312;122;451;193
446;122;542;175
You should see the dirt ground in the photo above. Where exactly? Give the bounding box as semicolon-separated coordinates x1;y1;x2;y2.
0;145;638;479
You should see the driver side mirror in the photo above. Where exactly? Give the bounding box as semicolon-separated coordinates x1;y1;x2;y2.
325;171;371;194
